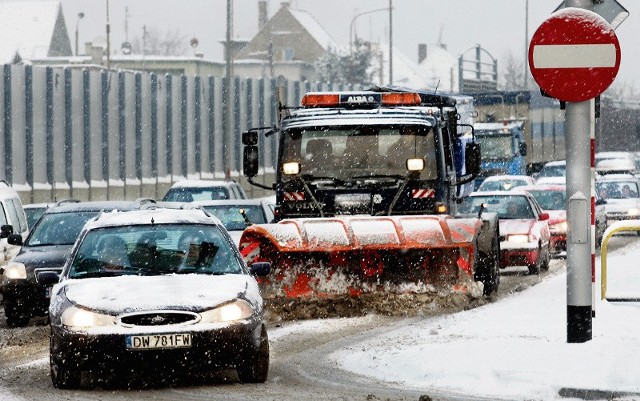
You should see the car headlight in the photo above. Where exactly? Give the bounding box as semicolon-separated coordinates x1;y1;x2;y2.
3;262;26;279
200;299;254;323
508;234;533;243
628;208;640;216
61;305;115;328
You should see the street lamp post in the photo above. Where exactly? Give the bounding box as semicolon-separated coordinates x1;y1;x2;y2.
349;7;389;56
75;12;85;56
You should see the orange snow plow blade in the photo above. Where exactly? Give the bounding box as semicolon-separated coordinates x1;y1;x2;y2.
239;215;482;298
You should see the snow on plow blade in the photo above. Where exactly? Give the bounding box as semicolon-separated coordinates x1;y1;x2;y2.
239;215;483;298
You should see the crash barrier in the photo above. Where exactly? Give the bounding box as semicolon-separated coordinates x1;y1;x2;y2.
0;63;357;203
600;220;640;302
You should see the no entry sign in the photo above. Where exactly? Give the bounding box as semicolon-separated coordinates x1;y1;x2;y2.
528;8;621;103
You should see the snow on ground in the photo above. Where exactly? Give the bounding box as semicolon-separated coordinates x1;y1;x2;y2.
328;234;640;400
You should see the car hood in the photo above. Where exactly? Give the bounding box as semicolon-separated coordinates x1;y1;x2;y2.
499;219;535;236
14;244;73;269
59;274;261;314
604;198;640;213
545;210;566;225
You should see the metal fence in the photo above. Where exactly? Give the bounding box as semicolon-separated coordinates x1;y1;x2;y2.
1;64;348;203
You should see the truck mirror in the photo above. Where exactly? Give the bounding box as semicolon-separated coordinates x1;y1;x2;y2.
243;146;259;177
519;142;527;156
465;143;481;176
242;130;258;146
0;224;13;239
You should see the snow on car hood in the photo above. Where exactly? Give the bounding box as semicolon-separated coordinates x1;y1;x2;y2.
604;198;640;213
60;274;261;314
545;210;566;225
499;219;535;236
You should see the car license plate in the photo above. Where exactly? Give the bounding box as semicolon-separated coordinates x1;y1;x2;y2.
126;333;192;350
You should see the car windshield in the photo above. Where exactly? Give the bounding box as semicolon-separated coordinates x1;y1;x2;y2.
67;224;242;279
163;187;230;202
478;179;529;191
281;125;438;181
538;164;565;177
459;195;534;219
202;205;267;230
25;211;99;246
596;181;640;199
24;207;47;229
527;190;566;210
476;133;513;159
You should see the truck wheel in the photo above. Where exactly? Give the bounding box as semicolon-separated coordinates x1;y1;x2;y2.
237;326;269;383
475;234;500;296
4;302;30;328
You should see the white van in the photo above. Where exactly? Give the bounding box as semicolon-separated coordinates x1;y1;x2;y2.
0;182;28;268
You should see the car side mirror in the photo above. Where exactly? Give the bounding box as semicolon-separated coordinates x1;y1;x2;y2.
0;224;13;239
595;198;607;206
7;233;22;246
37;271;60;286
249;262;271;277
465;142;481;176
539;212;549;221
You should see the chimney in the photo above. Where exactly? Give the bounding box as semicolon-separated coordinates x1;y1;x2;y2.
418;43;427;64
258;1;268;29
280;2;289;8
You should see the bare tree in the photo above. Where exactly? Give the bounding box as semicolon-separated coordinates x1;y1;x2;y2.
314;39;378;86
131;27;188;56
499;50;526;91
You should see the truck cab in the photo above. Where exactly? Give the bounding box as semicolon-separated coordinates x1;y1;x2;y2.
243;90;480;221
473;121;527;189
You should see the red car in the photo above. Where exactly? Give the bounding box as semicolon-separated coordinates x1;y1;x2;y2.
461;190;551;275
516;184;567;256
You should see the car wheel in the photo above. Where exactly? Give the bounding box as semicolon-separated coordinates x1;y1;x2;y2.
528;244;542;275
237;325;269;383
50;358;81;389
541;245;550;272
476;236;500;296
4;301;30;328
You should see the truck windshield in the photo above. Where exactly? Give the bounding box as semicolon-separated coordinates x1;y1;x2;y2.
280;125;438;181
476;132;513;160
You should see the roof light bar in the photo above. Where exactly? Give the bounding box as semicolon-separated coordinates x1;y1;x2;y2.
301;91;422;108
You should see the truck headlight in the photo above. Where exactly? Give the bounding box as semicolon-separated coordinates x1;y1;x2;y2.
61;306;115;328
200;299;254;323
3;262;26;279
509;234;533;243
406;158;425;171
283;162;300;175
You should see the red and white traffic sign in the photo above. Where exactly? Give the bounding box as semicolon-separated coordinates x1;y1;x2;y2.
528;8;621;103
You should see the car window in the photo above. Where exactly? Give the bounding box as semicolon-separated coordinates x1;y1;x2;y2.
68;224;242;278
25;207;47;229
203;205;268;230
6;198;27;233
26;211;99;246
460;195;534;219
527;190;566;210
596;181;640;199
163;187;231;201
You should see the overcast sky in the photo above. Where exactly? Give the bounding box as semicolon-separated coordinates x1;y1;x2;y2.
53;0;638;91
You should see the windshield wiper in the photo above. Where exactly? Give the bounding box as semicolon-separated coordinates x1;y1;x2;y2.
301;175;345;186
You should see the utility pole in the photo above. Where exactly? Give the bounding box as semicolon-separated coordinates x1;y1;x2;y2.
105;0;111;70
524;0;529;88
388;0;393;85
223;0;234;177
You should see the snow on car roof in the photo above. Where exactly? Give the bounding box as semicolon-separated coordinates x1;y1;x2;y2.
188;199;270;207
481;175;533;182
83;208;222;231
170;179;239;188
542;160;566;167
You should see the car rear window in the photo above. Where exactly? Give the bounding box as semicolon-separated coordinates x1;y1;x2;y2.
163;187;231;202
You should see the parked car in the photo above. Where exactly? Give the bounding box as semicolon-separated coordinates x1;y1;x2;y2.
459;190;551;275
38;208;271;389
1;201;143;327
595;174;640;226
476;175;536;192
516;184;567;256
187;199;275;246
162;180;248;202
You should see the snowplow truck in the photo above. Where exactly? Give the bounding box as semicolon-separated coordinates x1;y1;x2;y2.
240;87;500;298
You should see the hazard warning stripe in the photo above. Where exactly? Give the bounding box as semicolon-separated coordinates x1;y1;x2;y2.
411;188;435;199
284;191;305;201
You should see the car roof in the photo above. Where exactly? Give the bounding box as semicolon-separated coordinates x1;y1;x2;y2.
542;160;566;167
169;179;240;189
43;200;143;214
471;190;530;197
517;184;566;191
188;199;270;207
481;175;534;182
84;208;222;231
596;174;639;182
0;181;21;201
